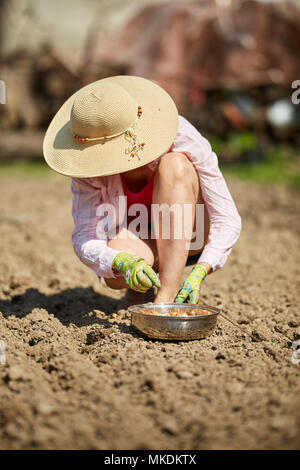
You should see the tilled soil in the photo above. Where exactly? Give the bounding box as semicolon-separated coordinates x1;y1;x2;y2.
0;175;299;450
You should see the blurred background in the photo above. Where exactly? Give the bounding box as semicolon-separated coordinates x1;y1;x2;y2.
0;0;300;185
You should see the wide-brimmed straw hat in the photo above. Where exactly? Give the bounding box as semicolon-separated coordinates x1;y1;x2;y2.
43;75;178;178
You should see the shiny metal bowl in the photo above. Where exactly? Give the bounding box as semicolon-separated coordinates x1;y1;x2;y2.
128;303;220;341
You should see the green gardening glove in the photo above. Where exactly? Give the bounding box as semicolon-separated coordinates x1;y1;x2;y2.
175;264;208;304
112;252;161;293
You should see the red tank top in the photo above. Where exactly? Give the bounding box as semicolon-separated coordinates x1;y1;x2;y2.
121;174;154;224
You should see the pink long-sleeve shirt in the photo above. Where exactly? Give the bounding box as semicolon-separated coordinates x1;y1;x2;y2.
71;116;241;279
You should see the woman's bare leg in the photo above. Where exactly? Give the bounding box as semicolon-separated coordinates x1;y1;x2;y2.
104;152;209;304
152;152;209;303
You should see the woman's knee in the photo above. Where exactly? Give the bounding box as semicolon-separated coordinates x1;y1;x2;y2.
157;152;198;185
156;152;199;197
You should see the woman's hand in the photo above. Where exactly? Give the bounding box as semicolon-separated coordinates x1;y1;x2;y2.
112;252;161;292
175;264;208;304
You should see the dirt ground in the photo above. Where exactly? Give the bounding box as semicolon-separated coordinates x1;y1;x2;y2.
0;174;299;450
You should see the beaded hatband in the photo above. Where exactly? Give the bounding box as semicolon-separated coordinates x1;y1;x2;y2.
72;106;145;161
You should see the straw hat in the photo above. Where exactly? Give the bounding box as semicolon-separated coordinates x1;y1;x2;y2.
43;75;179;178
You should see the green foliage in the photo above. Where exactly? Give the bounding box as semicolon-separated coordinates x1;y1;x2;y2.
220;145;300;188
0;139;299;188
0;161;63;179
210;132;259;159
211;132;259;157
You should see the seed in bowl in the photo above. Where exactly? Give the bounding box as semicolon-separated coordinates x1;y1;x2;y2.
135;308;212;317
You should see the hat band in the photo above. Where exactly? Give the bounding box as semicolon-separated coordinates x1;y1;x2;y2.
73;106;143;143
73;106;146;161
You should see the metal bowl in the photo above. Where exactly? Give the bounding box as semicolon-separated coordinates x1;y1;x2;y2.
128;303;220;341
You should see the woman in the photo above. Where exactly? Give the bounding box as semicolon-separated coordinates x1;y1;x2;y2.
43;75;241;306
